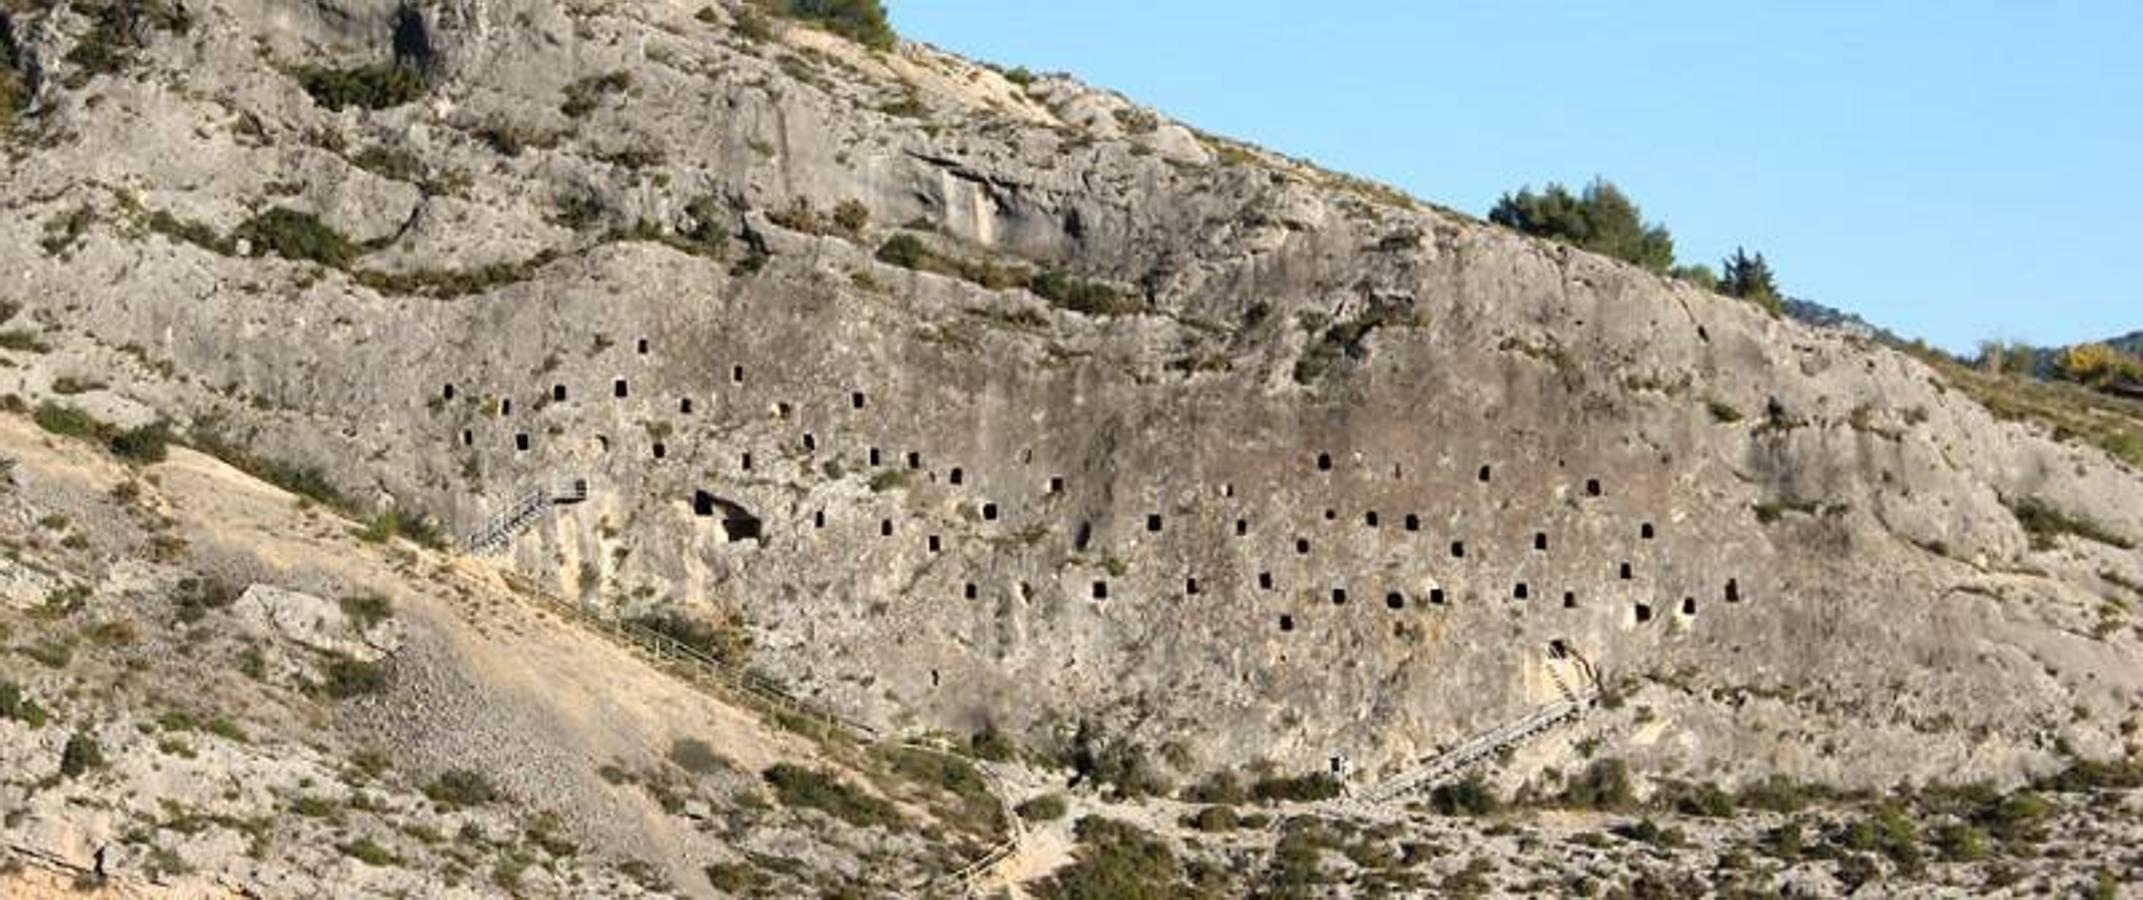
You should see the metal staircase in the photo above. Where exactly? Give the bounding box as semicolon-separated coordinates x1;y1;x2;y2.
462;476;588;555
1358;644;1602;805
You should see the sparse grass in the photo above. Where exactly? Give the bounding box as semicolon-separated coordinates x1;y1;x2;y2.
1909;348;2143;469
297;63;427;111
0;330;51;353
356;509;445;549
762;763;898;828
144;209;235;255
340;837;399;867
561;71;633;118
2005;497;2134;551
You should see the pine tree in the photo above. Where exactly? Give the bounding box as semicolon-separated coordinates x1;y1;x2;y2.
1719;247;1781;314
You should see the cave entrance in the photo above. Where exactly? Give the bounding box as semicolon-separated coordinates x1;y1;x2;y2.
691;490;763;543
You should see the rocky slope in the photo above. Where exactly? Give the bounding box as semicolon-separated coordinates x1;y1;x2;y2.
1;1;2140;889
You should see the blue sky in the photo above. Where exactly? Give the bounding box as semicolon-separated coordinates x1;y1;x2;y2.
890;2;2141;352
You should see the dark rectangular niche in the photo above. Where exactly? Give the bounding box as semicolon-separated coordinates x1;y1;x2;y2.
553;385;567;401
514;433;529;451
1186;578;1200;596
1513;583;1529;599
964;583;978;600
1429;588;1447;605
1279;614;1295;632
949;467;963;485
1451;541;1466;559
1364;511;1379;528
636;337;649;354
1682;597;1697;616
500;399;513;416
1331;588;1348;605
680;398;694;414
880;519;893;537
869;447;882;466
851;391;866;409
1635;602;1654;623
1147;514;1162;532
1478;464;1492;482
802;433;817;452
908;451;922;469
461;429;473;446
652;442;666;459
1235;519;1248;536
442;384;456;400
741;452;753;471
1049;476;1065;494
613;379;628;398
1405;514;1420;532
1619;562;1633;580
1726;578;1742;602
928;534;942;553
813;510;825;529
1296;538;1311;555
1316;452;1332;471
1259;572;1274;590
1534;532;1548;551
1092;581;1109;600
1586;478;1602;497
1563;591;1577;608
731;365;744;384
1641;522;1656;539
1385;591;1405;610
982;502;999;521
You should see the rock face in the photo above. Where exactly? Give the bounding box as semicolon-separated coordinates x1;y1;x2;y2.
1;0;2139;794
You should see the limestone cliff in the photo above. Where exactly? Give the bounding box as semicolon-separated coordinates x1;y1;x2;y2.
2;0;2139;799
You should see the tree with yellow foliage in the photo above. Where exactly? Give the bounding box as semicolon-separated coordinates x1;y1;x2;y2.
2054;343;2143;388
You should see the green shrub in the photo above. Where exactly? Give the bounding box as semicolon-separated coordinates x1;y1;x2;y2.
703;861;768;893
319;655;388;698
1030;270;1137;316
1248;771;1343;804
1016;793;1068;822
0;681;49;727
33;402;104;440
626;610;750;666
875;233;929;269
340;838;398;866
110;421;172;464
424;769;502;808
297;63;427;111
356;509;443;548
236;207;359;268
1489;178;1674;273
1035;816;1184;900
781;0;896;50
1427;774;1501;816
1559;758;1635;810
762;763;898;828
1185;805;1239;831
338;593;393;630
59;731;104;778
145;210;235;254
668;737;731;775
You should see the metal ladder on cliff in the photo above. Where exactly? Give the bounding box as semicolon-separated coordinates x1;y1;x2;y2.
1358;645;1602;805
461;476;589;555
